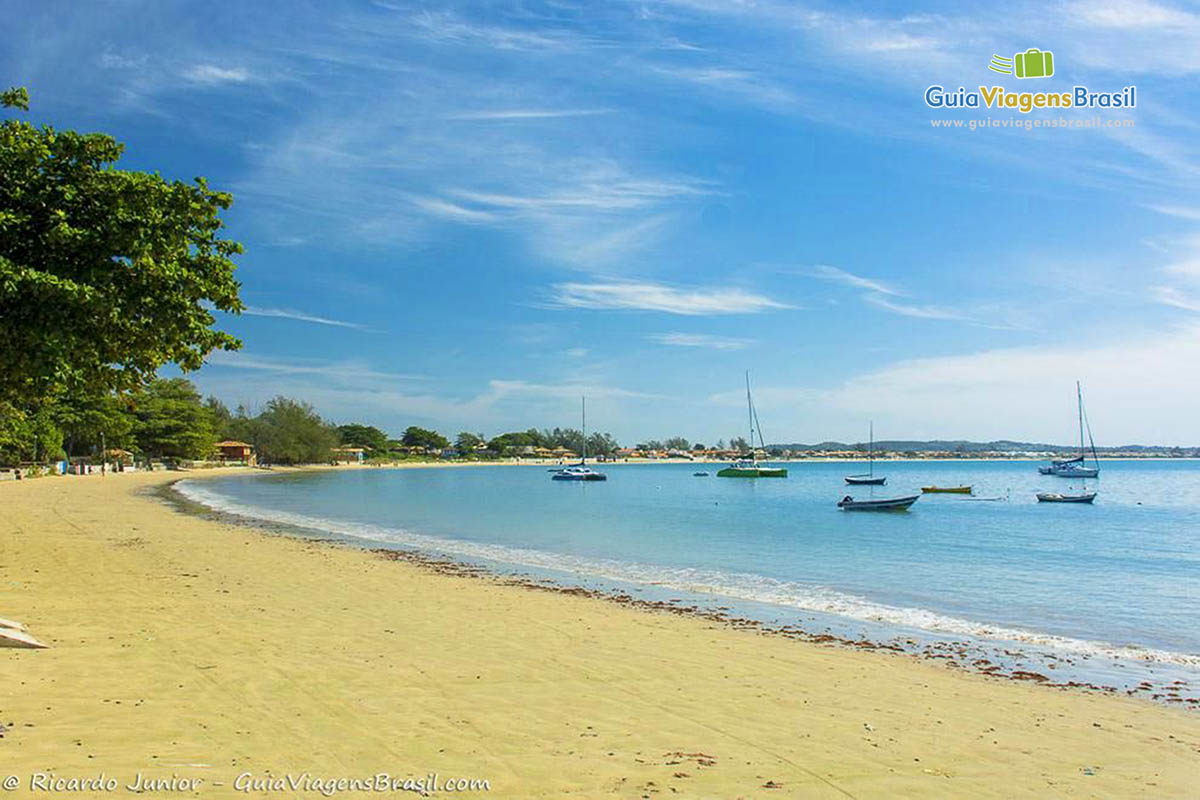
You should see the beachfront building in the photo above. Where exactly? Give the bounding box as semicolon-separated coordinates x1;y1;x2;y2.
214;440;256;466
331;446;366;464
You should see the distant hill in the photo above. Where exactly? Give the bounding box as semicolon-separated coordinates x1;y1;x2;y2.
770;439;1197;454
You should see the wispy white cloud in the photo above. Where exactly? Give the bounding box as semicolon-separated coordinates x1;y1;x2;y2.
409;196;498;223
650;332;756;350
184;64;251;85
565;347;590;358
205;352;425;382
862;294;965;321
1153;285;1200;311
810;265;901;296
551;281;791;315
445;108;616;120
242;306;368;329
1147;204;1200;221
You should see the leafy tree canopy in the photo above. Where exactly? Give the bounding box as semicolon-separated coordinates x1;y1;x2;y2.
0;87;244;407
131;378;215;460
337;423;391;452
402;426;449;451
249;397;338;465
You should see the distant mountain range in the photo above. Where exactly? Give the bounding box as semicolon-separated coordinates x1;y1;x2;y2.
769;439;1198;454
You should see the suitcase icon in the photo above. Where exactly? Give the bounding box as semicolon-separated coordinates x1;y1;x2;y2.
1014;48;1054;79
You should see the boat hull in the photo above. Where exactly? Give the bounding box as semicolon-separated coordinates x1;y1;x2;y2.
921;486;972;494
845;475;886;486
716;466;788;478
837;494;919;511
552;472;607;481
1036;492;1096;503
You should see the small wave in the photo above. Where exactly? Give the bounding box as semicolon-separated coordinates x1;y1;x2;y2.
176;479;1200;668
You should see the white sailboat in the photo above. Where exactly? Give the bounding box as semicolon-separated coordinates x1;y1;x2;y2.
552;397;607;481
1039;382;1099;479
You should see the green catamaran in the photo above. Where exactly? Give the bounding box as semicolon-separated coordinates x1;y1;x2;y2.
716;372;787;478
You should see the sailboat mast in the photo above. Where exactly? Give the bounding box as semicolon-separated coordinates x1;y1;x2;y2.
1076;381;1085;458
869;421;874;477
745;371;754;456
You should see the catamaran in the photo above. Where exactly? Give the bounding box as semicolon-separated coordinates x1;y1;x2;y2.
1039;382;1100;478
845;421;886;485
551;397;607;481
716;372;787;478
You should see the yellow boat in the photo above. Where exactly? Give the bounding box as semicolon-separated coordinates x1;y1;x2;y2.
921;485;973;494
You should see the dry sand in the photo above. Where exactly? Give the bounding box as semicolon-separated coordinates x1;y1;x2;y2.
1;469;1197;798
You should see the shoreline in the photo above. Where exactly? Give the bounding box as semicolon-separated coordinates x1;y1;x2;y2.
165;470;1200;708
3;470;1199;796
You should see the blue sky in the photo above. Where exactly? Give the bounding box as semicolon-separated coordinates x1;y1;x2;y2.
6;0;1200;445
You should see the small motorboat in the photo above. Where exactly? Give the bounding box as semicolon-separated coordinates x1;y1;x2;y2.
693;471;710;477
921;485;972;494
837;494;919;511
1036;491;1096;503
845;474;886;486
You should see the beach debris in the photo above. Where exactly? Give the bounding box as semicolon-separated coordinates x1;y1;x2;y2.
762;780;784;789
0;617;25;631
0;627;48;649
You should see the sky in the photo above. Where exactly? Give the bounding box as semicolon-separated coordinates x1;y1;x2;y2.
5;0;1200;446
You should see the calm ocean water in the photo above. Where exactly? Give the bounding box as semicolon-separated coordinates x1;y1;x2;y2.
178;460;1200;699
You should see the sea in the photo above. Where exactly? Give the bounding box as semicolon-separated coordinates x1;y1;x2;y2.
176;459;1200;705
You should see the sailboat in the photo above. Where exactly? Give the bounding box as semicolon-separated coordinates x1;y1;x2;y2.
716;372;787;478
551;397;607;481
845;422;886;485
1038;382;1099;478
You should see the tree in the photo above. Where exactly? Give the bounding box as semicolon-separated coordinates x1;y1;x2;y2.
487;431;537;454
664;436;690;451
455;431;485;452
338;423;390;452
250;397;338;464
54;390;134;457
692;443;706;451
730;436;750;452
0;401;63;465
586;432;619;456
401;426;448;451
0;88;244;409
131;378;214;460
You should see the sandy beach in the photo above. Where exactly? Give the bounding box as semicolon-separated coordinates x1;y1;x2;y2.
1;469;1198;798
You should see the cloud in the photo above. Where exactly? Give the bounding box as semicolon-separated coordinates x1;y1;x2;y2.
1153;285;1200;311
862;294;965;321
184;64;251;85
550;281;791;315
565;348;590;358
445;108;616;120
1066;0;1198;30
204;352;423;382
810;265;901;296
242;306;368;329
1147;204;1200;221
650;332;756;350
409;196;498;223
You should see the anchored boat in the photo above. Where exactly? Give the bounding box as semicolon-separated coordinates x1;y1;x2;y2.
921;485;973;494
1039;382;1100;478
845;422;886;485
837;494;919;511
1036;491;1096;504
716;372;788;478
551;397;607;482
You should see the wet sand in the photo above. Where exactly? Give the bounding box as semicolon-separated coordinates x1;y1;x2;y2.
2;469;1198;797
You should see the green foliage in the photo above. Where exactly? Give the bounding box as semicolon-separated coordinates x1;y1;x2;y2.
730;436;750;452
454;431;485;452
0;87;244;408
130;378;214;459
247;397;338;465
54;389;134;456
0;401;64;465
401;426;449;451
338;423;391;452
2;88;29;112
487;430;539;454
664;436;690;451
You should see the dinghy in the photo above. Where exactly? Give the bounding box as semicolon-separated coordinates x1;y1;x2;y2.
837;494;919;511
921;485;973;494
1036;491;1096;504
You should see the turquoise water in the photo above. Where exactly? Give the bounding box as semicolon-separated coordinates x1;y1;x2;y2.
179;460;1200;699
